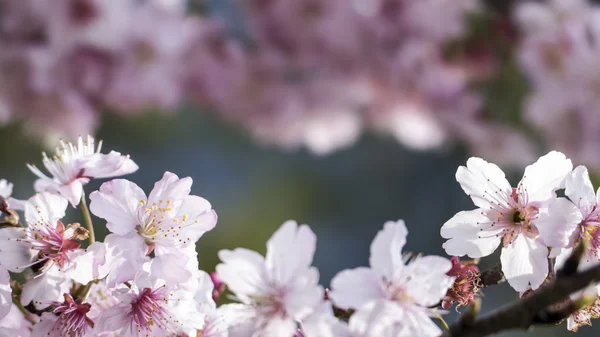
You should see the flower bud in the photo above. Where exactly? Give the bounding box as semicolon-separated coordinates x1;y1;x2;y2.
210;272;226;301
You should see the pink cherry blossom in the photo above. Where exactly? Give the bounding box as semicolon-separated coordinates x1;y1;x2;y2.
89;171;217;285
31;294;94;337
94;271;203;336
441;151;573;292
216;220;323;337
329;220;454;337
27;135;138;206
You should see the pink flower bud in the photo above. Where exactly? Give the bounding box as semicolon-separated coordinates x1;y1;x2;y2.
210;272;226;301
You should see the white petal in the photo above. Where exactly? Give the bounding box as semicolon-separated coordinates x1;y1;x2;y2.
149;252;193;285
89;179;146;236
216;248;268;300
57;180;84;206
0;266;11;320
455;157;512;209
329;267;385;310
81;151;138;178
103;233;149;287
282;267;323;319
501;236;549;292
66;242;108;284
147;171;191;212
565;166;596;215
21;266;72;309
176;195;218;242
260;317;297;337
369;220;407;280
31;313;58;337
24;192;68;227
347;300;405;337
302;301;350;337
518;151;572;203
94;303;131;335
403;256;454;307
0;180;12;198
441;209;501;258
265;220;317;287
536;198;582;249
0;228;32;272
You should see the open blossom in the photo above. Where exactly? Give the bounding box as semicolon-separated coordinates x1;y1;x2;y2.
216;220;323;337
89;171;217;285
441;151;573;292
94;271;203;336
31;294;94;337
27;135;138;206
329;220;454;337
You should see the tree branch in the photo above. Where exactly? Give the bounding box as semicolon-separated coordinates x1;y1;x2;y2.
441;244;598;337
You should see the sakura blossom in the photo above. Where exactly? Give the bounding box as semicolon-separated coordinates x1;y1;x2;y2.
27;135;138;206
216;220;323;337
329;220;454;337
31;294;94;337
89;171;217;284
94;271;204;337
440;151;573;292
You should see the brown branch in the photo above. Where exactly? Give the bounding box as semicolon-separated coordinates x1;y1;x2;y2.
441;243;597;337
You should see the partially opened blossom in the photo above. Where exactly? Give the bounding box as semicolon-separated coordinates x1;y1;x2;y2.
216;220;323;337
31;294;94;337
329;220;454;337
89;171;217;284
441;151;573;292
94;271;204;336
27;135;138;206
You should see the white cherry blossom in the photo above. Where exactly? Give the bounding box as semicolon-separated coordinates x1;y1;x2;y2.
216;220;323;337
329;220;454;337
89;171;217;284
441;151;573;292
27;135;138;206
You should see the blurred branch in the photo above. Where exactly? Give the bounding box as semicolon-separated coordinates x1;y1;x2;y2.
441;243;598;337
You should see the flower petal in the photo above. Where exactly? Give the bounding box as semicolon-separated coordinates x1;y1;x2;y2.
0;228;32;272
265;220;317;287
147;171;191;214
403;256;454;307
369;220;407;280
89;179;146;236
103;233;149;287
537;198;582;249
0;266;11;320
216;248;268;300
24;192;68;228
329;267;385;310
501;236;549;292
565;166;596;215
518;151;572;203
80;151;138;179
455;157;512;209
441;209;501;258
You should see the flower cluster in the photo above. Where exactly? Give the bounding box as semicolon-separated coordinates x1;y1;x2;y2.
0;0;542;166
441;150;600;331
0;135;463;337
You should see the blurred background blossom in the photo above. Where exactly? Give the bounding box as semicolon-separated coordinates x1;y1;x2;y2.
2;1;600;336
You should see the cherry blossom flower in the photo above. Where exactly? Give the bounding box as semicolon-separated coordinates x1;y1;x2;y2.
31;294;94;337
94;271;204;336
89;171;217;285
9;193;83;273
440;151;573;292
27;135;138;206
329;220;454;337
216;220;323;337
